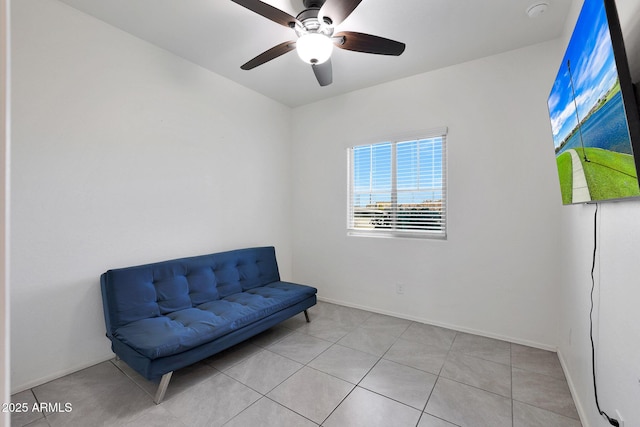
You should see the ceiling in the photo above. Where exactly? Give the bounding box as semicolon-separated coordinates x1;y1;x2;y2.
57;0;573;107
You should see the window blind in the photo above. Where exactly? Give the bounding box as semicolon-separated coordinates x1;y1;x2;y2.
348;129;447;238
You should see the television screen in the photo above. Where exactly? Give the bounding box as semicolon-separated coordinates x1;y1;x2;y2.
547;0;640;204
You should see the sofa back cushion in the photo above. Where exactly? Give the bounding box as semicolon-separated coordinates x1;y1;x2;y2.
100;246;281;335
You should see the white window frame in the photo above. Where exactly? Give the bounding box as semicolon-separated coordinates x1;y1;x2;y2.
347;128;447;239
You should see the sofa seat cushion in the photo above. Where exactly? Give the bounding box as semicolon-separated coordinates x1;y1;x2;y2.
113;281;316;359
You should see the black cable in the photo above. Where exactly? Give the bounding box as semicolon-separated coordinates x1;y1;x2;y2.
589;203;619;427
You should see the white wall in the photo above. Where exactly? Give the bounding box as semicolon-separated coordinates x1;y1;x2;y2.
558;202;640;427
618;0;640;83
557;1;640;426
1;0;10;423
11;0;293;392
291;40;565;348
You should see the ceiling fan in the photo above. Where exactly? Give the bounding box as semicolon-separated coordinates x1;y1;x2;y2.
231;0;406;86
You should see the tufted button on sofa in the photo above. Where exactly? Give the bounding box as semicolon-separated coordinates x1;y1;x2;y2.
100;246;317;403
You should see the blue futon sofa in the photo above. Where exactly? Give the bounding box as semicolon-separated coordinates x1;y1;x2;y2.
100;246;317;403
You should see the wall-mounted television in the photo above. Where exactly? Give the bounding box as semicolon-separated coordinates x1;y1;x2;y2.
547;0;640;204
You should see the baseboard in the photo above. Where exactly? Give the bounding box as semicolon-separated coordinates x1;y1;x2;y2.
11;354;114;395
316;296;557;352
557;348;590;427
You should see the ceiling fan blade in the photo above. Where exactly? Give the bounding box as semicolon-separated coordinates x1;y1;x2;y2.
312;59;333;86
231;0;299;28
319;0;362;26
334;31;406;56
241;40;296;70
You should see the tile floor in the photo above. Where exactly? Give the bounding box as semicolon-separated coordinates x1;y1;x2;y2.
11;302;582;427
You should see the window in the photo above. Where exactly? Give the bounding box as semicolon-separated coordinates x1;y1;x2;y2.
347;128;447;238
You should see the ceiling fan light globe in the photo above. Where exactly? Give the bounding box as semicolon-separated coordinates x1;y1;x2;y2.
296;33;333;64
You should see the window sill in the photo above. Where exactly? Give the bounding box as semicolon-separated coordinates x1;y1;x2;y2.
347;229;447;240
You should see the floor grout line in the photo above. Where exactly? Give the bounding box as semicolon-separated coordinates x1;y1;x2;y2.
11;302;581;427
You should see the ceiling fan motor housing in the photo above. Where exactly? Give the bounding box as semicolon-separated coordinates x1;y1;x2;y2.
302;0;326;9
295;7;333;34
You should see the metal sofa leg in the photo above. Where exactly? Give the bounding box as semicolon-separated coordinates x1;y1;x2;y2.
153;372;173;404
304;310;310;323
